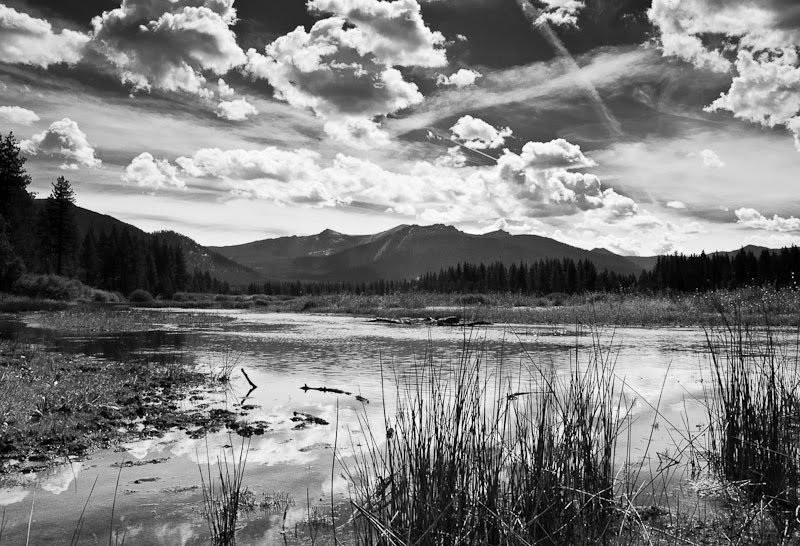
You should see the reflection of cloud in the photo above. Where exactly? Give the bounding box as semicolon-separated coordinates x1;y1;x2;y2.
0;486;30;506
40;462;82;495
153;522;197;546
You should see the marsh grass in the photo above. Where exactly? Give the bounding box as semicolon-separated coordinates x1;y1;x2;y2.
199;439;250;546
347;330;639;545
705;313;800;534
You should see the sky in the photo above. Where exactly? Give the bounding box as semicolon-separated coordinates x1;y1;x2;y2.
0;0;799;255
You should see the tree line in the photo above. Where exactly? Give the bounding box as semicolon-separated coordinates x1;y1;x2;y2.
245;259;637;296
0;132;226;297
639;248;800;292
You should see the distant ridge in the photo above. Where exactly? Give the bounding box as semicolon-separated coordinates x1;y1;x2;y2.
212;223;648;282
32;200;263;286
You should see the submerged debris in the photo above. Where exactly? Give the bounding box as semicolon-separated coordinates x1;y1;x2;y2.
368;316;492;327
301;384;351;395
291;411;329;428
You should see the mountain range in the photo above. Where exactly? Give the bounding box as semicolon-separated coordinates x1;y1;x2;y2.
63;203;769;286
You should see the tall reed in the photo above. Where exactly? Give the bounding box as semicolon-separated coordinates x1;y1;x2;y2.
348;332;631;545
705;315;800;530
199;439;250;546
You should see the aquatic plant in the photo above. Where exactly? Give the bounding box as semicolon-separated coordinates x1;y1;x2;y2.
705;314;800;533
347;331;633;545
199;439;250;546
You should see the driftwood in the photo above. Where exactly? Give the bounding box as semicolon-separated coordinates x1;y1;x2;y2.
301;384;351;395
369;316;493;327
355;395;370;404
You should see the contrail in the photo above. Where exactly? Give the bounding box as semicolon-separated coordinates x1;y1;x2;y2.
426;128;500;166
514;0;624;138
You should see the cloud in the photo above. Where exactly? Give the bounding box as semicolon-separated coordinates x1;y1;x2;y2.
706;50;800;150
20;118;101;169
89;0;246;95
307;0;447;67
699;148;725;168
536;0;586;27
666;200;687;209
323;118;390;149
123;152;185;189
517;138;597;170
244;0;445;144
436;68;481;88
450;115;512;149
216;98;258;121
244;18;423;120
0;105;40;125
0;5;89;67
133;132;637;229
649;0;800;148
735;208;800;232
217;78;235;99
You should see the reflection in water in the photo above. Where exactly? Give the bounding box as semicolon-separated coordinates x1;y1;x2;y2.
39;462;82;494
0;310;776;544
0;486;29;506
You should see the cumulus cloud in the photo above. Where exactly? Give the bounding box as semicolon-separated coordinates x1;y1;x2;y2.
485;138;636;219
536;0;586;27
450;115;512;149
436;68;481;88
217;78;235;99
130;133;636;228
0;105;40;125
706;50;800;150
0;5;89;67
123;152;185;189
216;98;258;121
700;148;725;168
89;0;246;96
735;208;800;232
307;0;447;67
244;0;445;145
21;118;101;169
245;18;423;120
517;138;597;170
649;0;800;148
666;200;687;209
323;118;390;149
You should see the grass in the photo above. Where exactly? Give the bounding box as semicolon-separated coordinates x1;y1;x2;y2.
704;313;800;536
347;331;634;545
199;439;250;546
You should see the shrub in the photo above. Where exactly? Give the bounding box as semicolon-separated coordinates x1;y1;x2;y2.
12;274;87;300
129;289;154;303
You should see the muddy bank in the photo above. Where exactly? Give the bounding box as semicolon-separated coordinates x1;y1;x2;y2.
0;341;258;474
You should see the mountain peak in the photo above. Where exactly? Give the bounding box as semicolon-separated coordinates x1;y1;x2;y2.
483;229;511;238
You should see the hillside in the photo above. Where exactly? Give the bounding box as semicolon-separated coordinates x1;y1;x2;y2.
32;200;263;286
212;224;648;282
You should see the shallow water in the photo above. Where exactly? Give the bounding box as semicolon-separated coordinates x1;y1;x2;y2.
0;310;760;544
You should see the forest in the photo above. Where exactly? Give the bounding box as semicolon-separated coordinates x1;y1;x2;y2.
0;133;225;296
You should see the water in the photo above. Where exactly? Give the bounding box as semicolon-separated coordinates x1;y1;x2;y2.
0;310;738;544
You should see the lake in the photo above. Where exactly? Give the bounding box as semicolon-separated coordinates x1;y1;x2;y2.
0;309;733;544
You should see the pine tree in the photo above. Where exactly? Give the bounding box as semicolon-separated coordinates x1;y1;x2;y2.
39;176;78;276
0;133;34;266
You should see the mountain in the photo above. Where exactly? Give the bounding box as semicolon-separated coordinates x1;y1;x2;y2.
32;200;263;286
212;224;648;282
622;245;773;274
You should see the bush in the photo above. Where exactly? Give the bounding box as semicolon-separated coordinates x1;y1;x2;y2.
12;274;87;300
129;289;154;303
